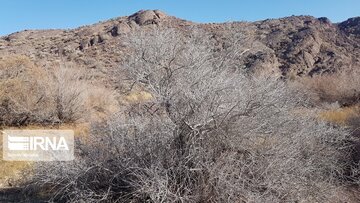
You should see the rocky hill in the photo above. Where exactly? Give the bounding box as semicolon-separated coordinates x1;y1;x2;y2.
0;10;359;78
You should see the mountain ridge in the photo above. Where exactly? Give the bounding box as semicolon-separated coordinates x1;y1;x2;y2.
0;10;359;78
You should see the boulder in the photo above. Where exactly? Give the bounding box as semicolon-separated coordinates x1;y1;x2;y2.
128;10;167;26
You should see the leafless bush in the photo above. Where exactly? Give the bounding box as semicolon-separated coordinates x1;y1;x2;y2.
48;65;88;123
0;56;53;125
0;57;117;126
28;28;355;202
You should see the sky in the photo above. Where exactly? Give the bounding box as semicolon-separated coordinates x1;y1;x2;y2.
0;0;359;36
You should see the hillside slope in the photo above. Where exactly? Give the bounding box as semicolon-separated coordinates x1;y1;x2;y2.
0;10;359;79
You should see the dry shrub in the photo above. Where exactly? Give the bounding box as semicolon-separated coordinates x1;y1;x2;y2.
0;55;53;125
29;77;353;203
48;64;120;123
27;28;357;203
56;67;87;122
297;69;360;106
0;56;118;126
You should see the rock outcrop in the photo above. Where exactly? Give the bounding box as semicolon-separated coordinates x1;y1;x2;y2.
339;17;360;36
128;10;167;25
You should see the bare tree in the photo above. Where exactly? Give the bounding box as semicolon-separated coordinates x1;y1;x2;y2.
28;27;355;203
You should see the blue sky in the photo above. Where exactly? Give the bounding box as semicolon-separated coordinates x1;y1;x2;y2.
1;0;359;36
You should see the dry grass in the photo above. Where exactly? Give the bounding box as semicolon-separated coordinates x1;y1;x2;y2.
320;106;360;125
297;69;360;106
0;155;31;188
84;86;120;121
122;90;153;104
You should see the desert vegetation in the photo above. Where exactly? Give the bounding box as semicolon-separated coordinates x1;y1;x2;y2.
298;69;360;106
0;56;119;193
14;27;360;203
0;56;118;126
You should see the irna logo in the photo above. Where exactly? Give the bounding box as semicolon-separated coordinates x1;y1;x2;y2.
7;135;69;151
2;130;74;161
